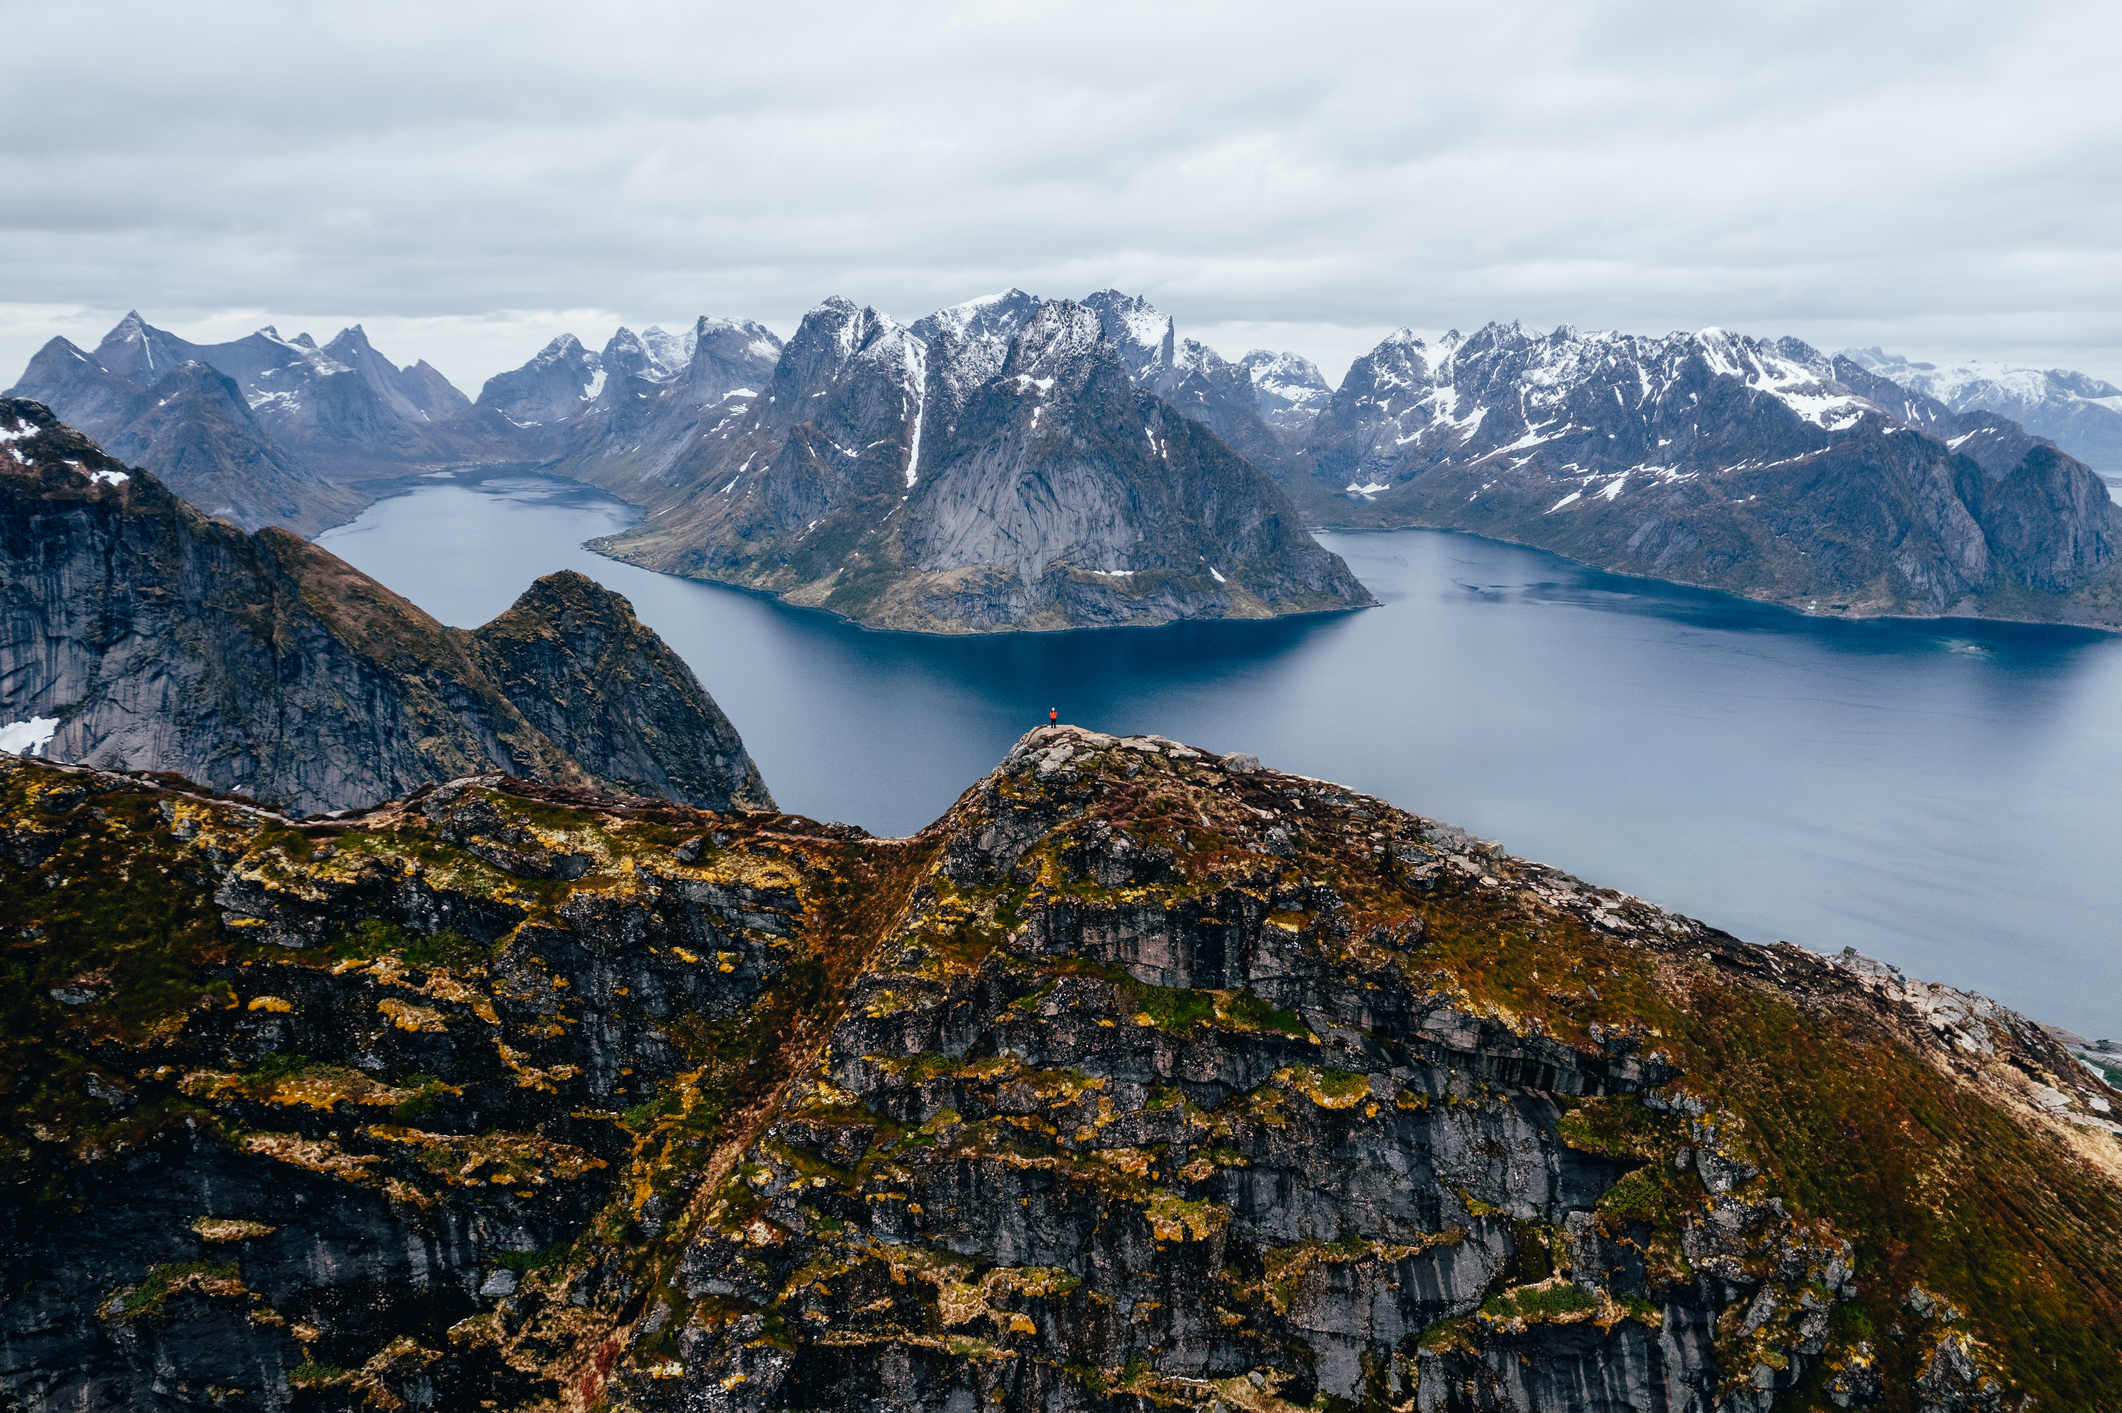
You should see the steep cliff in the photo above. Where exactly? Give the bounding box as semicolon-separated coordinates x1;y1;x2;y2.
2;728;2114;1411
593;299;1371;633
0;399;769;814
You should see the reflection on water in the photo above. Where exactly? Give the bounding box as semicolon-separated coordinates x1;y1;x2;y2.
319;475;2122;1036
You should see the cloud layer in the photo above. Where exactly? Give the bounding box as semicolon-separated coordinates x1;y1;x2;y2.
4;0;2117;392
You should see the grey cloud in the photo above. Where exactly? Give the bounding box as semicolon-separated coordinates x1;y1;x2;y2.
2;0;2118;391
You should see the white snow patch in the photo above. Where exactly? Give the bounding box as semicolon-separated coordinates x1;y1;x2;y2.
1345;481;1390;497
0;419;39;444
88;468;129;487
1209;567;1227;584
0;716;59;756
1598;474;1629;501
1547;491;1582;513
582;369;607;401
904;338;929;487
1086;568;1136;578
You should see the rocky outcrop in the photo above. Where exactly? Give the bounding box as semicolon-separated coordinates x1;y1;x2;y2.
593;298;1371;632
0;399;770;814
1;728;2115;1411
1296;323;2122;626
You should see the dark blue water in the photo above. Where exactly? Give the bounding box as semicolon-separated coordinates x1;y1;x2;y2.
319;474;2122;1037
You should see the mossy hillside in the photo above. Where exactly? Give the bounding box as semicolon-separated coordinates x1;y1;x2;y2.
892;729;2122;1407
0;756;923;1407
5;736;2121;1410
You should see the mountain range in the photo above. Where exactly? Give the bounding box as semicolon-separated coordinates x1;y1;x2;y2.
0;398;768;814
2;723;2115;1410
12;298;2122;631
1286;323;2122;623
590;295;1372;631
1842;347;2122;474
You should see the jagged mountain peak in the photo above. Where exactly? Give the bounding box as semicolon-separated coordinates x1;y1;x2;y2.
1003;298;1107;378
1081;288;1177;380
911;288;1042;347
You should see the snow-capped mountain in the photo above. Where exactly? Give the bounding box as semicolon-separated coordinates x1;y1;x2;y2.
1294;321;2122;622
1080;290;1302;474
539;316;785;499
6;312;478;528
590;295;1369;631
1843;348;2122;472
4;317;380;532
474;334;605;427
1240;349;1334;433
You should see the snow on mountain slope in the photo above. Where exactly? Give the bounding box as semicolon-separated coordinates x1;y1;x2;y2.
1845;348;2122;471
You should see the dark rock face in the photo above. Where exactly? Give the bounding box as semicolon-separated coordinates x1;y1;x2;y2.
1294;323;2122;625
2;731;2116;1411
593;299;1371;632
0;399;770;814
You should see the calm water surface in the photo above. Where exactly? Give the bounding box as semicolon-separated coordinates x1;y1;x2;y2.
320;475;2122;1037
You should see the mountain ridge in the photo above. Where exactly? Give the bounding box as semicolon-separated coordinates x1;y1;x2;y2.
0;397;769;814
587;297;1373;632
0;725;2114;1409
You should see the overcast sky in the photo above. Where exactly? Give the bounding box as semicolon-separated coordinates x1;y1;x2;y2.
3;0;2118;395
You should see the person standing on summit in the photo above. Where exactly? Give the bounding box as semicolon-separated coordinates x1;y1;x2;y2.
1049;707;1058;725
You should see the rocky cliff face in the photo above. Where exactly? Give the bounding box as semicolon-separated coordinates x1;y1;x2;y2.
592;299;1370;632
1;729;2115;1411
1296;323;2122;626
0;399;769;814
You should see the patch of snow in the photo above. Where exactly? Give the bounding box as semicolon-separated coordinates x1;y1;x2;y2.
904;337;928;487
582;368;607;401
1209;566;1227;584
0;419;38;443
0;716;59;756
719;477;741;495
1547;490;1582;513
1345;481;1390;497
88;468;129;487
1085;568;1136;578
1598;474;1629;501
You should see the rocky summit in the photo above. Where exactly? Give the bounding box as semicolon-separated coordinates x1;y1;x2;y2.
592;298;1371;633
2;726;2115;1411
0;399;770;814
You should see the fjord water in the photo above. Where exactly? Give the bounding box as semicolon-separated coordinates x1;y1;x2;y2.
320;475;2122;1038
